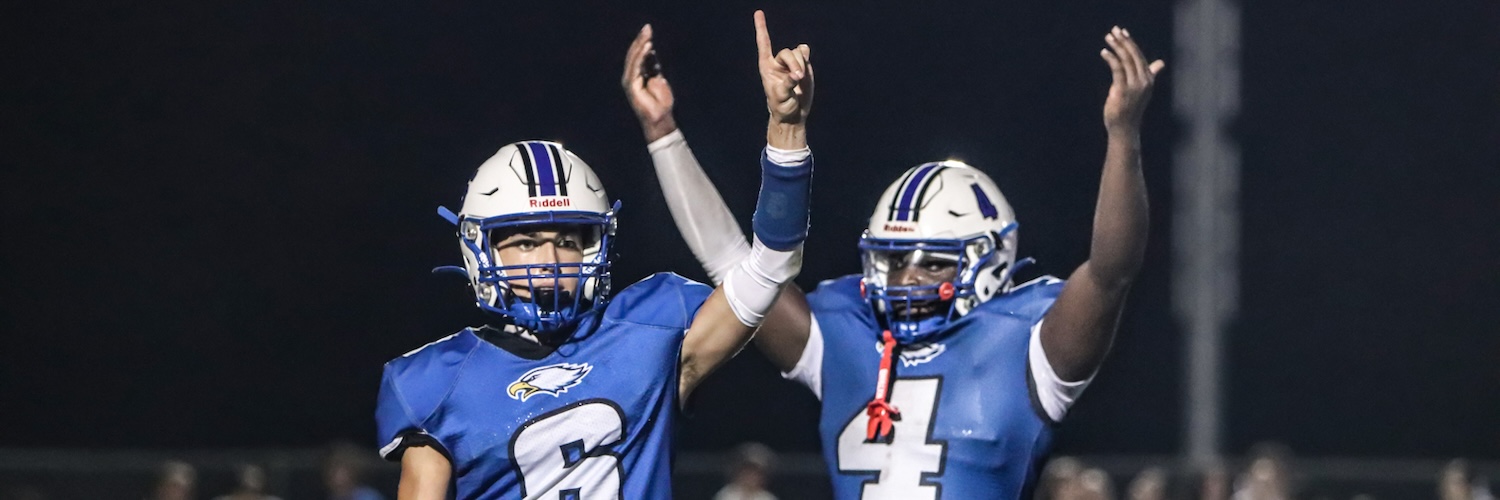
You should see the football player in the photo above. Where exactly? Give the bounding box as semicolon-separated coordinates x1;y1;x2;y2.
377;12;814;500
628;25;1162;499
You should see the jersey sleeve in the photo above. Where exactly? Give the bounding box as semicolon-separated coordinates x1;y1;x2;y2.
374;333;473;462
1027;318;1092;422
1014;277;1094;423
375;366;435;461
608;272;715;331
678;278;715;330
780;309;824;400
781;276;867;400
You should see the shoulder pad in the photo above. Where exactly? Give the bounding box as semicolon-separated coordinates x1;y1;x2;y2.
807;274;866;311
974;275;1066;321
383;330;478;423
605;272;714;329
1012;275;1064;295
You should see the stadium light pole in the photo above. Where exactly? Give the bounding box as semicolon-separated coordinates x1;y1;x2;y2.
1173;0;1240;469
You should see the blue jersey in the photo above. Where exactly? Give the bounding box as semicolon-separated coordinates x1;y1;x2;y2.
376;273;712;500
802;274;1065;500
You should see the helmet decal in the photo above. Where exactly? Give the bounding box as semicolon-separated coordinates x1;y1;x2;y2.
971;183;1000;220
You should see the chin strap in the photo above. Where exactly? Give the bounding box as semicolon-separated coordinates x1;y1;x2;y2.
437;206;460;225
864;329;902;443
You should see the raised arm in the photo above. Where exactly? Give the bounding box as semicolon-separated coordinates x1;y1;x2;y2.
677;11;815;400
622;24;750;283
1039;26;1164;382
621;24;677;144
623;20;813;374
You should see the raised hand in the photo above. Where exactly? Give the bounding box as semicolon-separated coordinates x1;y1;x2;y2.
1100;26;1165;135
622;24;677;142
754;10;813;148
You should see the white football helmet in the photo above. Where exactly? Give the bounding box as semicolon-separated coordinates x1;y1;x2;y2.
859;160;1023;343
446;140;617;334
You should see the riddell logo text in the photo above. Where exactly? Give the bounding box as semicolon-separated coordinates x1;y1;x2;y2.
883;224;915;233
530;197;572;208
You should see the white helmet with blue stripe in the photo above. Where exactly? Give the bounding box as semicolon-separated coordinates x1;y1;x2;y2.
859;160;1020;343
448;140;617;334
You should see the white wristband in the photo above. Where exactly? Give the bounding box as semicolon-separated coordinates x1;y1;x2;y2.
765;143;811;166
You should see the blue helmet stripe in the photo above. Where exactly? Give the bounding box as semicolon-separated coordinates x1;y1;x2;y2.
908;165;948;222
885;165;922;220
894;163;939;221
527;142;558;197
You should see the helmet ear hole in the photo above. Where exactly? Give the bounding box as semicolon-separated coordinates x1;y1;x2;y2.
462;220;482;242
581;225;604;251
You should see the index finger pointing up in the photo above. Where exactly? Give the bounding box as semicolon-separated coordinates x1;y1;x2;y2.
754;10;772;60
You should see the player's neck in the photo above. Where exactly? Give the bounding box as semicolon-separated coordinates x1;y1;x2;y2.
505;324;543;344
476;324;561;360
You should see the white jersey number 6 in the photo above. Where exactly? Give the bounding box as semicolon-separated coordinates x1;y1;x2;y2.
510;400;626;500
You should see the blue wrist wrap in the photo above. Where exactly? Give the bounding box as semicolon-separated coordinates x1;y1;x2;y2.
752;150;814;251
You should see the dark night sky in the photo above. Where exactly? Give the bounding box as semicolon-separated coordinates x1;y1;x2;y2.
3;1;1497;458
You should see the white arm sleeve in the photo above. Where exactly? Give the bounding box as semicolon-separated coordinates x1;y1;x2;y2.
723;236;802;328
1028;319;1094;422
648;130;750;285
780;310;824;400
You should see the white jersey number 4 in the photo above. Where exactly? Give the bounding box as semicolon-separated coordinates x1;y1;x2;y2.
837;377;947;499
510;400;625;500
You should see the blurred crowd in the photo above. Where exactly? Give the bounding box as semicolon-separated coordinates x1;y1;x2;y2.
1;440;1493;499
714;442;780;500
139;443;384;500
1037;443;1494;500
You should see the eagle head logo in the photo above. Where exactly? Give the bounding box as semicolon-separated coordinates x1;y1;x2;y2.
876;341;947;367
507;363;593;402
